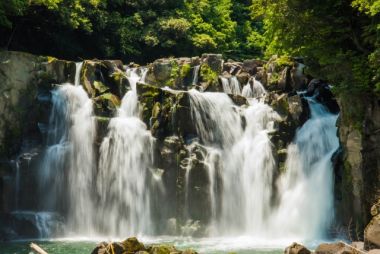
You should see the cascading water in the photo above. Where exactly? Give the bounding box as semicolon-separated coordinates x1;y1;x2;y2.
219;99;280;235
272;97;339;240
75;62;83;86
97;68;154;236
187;88;281;236
39;63;96;234
242;78;267;99
188;81;338;242
220;76;241;95
192;65;200;85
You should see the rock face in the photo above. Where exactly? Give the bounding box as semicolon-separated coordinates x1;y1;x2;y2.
335;93;380;237
0;50;342;239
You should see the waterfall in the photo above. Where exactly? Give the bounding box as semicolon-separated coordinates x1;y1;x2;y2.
39;66;96;234
192;65;200;85
220;76;241;95
97;68;154;236
188;89;242;148
272;97;339;240
75;62;83;86
218;99;280;235
188;89;281;236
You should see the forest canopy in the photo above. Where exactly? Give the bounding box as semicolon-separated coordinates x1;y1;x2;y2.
1;0;379;94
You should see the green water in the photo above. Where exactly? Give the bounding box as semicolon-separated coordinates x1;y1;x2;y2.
0;241;94;254
0;240;283;254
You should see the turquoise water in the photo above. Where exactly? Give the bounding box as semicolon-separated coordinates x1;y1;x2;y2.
0;237;286;254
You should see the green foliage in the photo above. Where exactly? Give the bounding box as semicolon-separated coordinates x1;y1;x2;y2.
1;0;267;62
250;0;380;95
200;63;218;83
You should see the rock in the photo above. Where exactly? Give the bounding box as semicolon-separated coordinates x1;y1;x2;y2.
351;242;364;251
371;199;380;217
368;250;380;254
91;237;146;254
145;58;194;89
315;242;359;254
365;214;380;249
236;71;250;85
228;94;248;106
290;62;307;90
81;60;127;98
284;242;311;254
149;244;178;254
121;237;146;253
242;59;265;75
201;54;223;74
306;79;339;113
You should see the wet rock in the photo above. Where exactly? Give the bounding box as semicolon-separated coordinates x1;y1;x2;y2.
284;242;311;254
242;59;265;75
81;60;127;99
201;54;223;74
236;71;250;85
351;242;364;251
365;214;380;249
91;237;146;254
145;58;195;89
228;94;248;106
306;79;339;114
315;242;359;254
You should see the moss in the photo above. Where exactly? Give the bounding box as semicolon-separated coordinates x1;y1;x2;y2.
47;56;57;63
276;55;294;67
93;80;109;94
269;72;280;86
180;63;191;78
200;63;218;83
152;102;161;119
165;60;180;87
337;92;367;133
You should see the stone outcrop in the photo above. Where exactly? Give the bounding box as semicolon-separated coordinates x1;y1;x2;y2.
284;242;311;254
0;50;343;239
335;92;380;237
315;242;365;254
91;237;197;254
365;199;380;250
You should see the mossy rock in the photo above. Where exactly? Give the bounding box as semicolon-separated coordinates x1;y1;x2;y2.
93;93;121;116
121;237;146;254
148;244;178;254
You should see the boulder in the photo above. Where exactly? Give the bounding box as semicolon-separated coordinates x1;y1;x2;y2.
236;71;250;85
91;237;146;254
306;79;339;113
242;59;265;75
81;60;127;99
201;54;223;74
145;58;195;89
365;214;380;249
284;242;311;254
315;242;360;254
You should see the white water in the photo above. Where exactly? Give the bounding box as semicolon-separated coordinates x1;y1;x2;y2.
220;76;241;95
187;84;338;242
219;99;280;235
188;89;242;148
97;68;154;236
39;69;96;234
272;97;339;240
192;65;200;85
75;62;83;86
